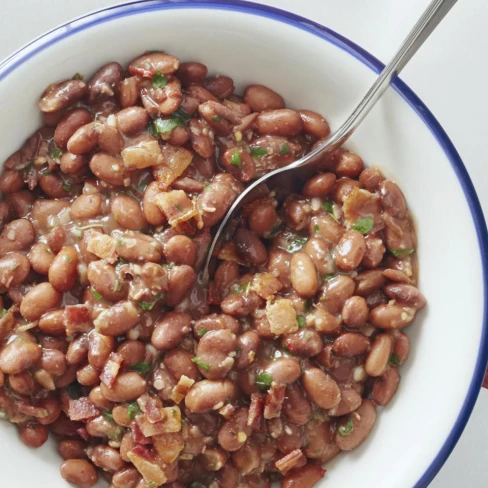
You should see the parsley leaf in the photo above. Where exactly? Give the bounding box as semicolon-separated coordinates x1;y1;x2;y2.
62;183;72;193
337;417;354;437
138;292;162;311
211;115;222;122
250;146;267;158
297;316;306;328
91;287;103;301
279;143;291;155
314;224;320;233
151;71;168;89
192;357;210;371
130;362;152;375
174;108;191;121
255;372;273;391
146;121;158;137
230;149;241;167
197;328;208;337
389;353;401;366
324;273;336;281
49;144;62;160
127;401;141;420
154;116;185;136
389;248;415;257
73;73;83;80
352;217;374;234
287;236;307;252
102;410;114;421
321;201;334;215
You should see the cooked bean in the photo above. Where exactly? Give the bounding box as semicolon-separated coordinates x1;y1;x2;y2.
20;282;62;321
0;219;36;256
88;332;115;370
9;371;35;395
302;172;336;198
152;312;192;351
41;348;67;376
193;313;240;337
48;246;78;292
335;399;376;451
67;335;89;366
100;372;146;402
384;283;426;309
88;62;123;103
247;200;280;238
68;122;100;155
390;330;410;365
54;109;92;148
369;303;416;329
235;228;267;266
185;379;236;413
257;109;303;137
282;463;326;488
359;167;384;192
58;439;87;460
362;235;386;268
298;110;330;139
112;467;139;488
166;265;197;307
89;153;128;186
164;235;196;266
365;334;393;377
5;190;33;217
18;422;48;448
188;118;214;158
115;107;148;136
38;173;70;199
235;331;260;370
244;85;285;112
303;237;335;276
98;124;125;154
71;194;103;221
303;419;339;462
111;194;146;230
116;340;145;367
142;181;166;226
264;358;301;385
302;368;341;409
379;180;407;219
197;177;239;227
355;269;385;296
129;52;179;77
90;444;125;472
60;459;98;488
204;75;235;99
177;61;208;86
0;253;30;288
282;196;310;231
232;439;260;475
94;301;140;336
332;177;361;203
282;384;312;425
221;147;255;182
118;76;141;108
77;363;100;386
267;249;291;288
342;296;368;328
335;230;366;272
0;169;24;193
310;214;344;245
328;387;363;416
290;252;318;298
372;366;401;405
335;151;364;178
218;408;252;451
60;152;88;174
39;79;88;112
115;231;162;262
163;348;199;382
281;329;322;357
1;339;41;375
195;329;237;379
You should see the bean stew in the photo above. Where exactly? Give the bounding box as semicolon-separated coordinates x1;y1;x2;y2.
0;51;425;488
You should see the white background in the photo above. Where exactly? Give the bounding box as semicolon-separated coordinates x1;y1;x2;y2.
1;0;487;486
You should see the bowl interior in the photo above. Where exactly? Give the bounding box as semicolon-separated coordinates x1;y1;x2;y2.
0;3;486;488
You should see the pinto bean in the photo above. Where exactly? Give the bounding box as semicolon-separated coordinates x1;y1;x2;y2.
39;79;88;112
48;246;78;292
369;304;416;329
177;61;208;86
129;52;179;77
332;177;361;203
221;147;255;182
185;379;236;413
244;85;285;112
328;387;363;416
310;214;344;245
335;151;364;178
303;420;339;462
298;110;330;139
189;118;214;158
0;339;41;375
197;178;239;227
66;335;89;365
362;235;386;268
0;219;36;257
282;463;326;488
100;372;147;402
342;296;368;328
195;329;237;379
390;330;410;365
89;153;128;186
303;237;335;276
18;422;48;448
235;228;267;266
0;170;24;193
41;348;67;376
88;332;115;370
0;252;30;288
71;194;103;221
115;107;148;137
58;439;87;460
282;384;312;426
301;173;336;198
290;252;318;298
94;301;140;336
163;348;200;382
335;230;366;272
98;125;124;154
38;309;64;336
116;340;146;367
355;269;385;296
276;422;303;454
60;459;98;488
335;399;376;451
257;109;303;137
232;439;261;475
60;152;88;174
142;182;166;226
152;312;192;351
111;194;146;230
264;358;301;385
88;62;123;103
359;167;384;192
281;329;322;357
89;386;114;411
20;282;62;321
67;122;100;155
118;76;141;108
38;173;70;199
247;200;280;238
112;467;139;488
5;190;33;217
267;249;291;288
115;232;163;262
282;196;310;232
384;283;426;309
77;363;100;386
54;109;92;148
218;408;252;451
372;366;400;406
204;75;235;99
379;180;407;219
9;371;35;395
166;265;197;307
164;235;196;266
302;368;341;409
90;444;126;472
235;331;260;370
365;334;393;377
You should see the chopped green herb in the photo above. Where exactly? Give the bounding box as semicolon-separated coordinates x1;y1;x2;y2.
91;287;103;301
192;357;210;371
0;309;8;318
314;224;320;233
65;256;72;263
312;409;329;424
287;236;307;252
113;280;122;293
279;143;290;155
337;417;354;437
389;248;415;257
250;146;267;158
389;353;401;366
127;401;141;420
255;372;273;391
73;73;83;80
102;410;114;421
130;362;152;375
154;116;185;136
136;179;149;192
211;115;222;122
62;183;72;193
49;144;62;160
117;256;126;265
234;282;251;295
297;315;306;328
146;121;158;137
151;71;168;89
138;292;162;311
174;108;191;121
197;328;208;337
352;217;374;234
321;201;334;215
66;382;82;400
230;149;242;167
324;273;336;281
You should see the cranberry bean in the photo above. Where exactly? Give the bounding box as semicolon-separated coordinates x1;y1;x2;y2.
335;230;366;272
41;348;67;376
365;334;393;377
193;313;240;337
115;232;163;262
71;194;103;221
328;386;362;416
359;167;384;192
67;122;100;155
204;75;235;99
58;439;87;460
355;269;386;296
197;177;239;227
235;228;267;266
98;125;124;154
5;190;33;217
142;181;166;226
189;118;214;158
235;331;260;370
310;214;344;245
384;283;426;309
152;312;192;351
60;459;98;488
54;109;92;148
282;463;325;488
39;79;88;112
0;170;24;193
379;180;407;219
77;363;100;386
177;61;208;86
302;368;341;409
111;194;146;230
60;152;87;174
0;219;36;256
89;386;114;411
100;372;146;402
390;330;410;364
369;304;416;329
163;348;199;382
342;296;368;328
290;252;318;298
264;358;301;385
20;282;62;321
90;444;125;472
221;147;255;182
257;109;303;137
90;153;128;186
303;237;335;276
129;52;179;77
48;246;78;292
282;329;322;357
166;265;197;307
332;177;361;203
362;235;386;268
116;340;145;367
244;85;285;112
267;249;291;288
302;173;336;198
164;235;196;266
118;76;141;108
9;371;35;394
94;301;140;336
88;332;114;370
282;384;312;425
335;399;377;451
185;379;236;413
303;420;339;462
248;200;280;238
195;329;237;379
0;252;30;288
218;408;252;451
67;335;89;365
88;62;123;103
372;366;400;406
282;196;310;231
18;422;48;448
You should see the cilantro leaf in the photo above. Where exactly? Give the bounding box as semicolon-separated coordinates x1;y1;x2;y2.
297;316;306;328
389;353;401;366
192;357;210;371
127;401;141;420
91;287;103;301
389;248;415;257
151;71;168;89
321;201;334;215
130;362;152;375
138;293;162;311
230;149;241;167
154;117;185;136
337;417;354;437
250;146;267;158
279;143;291;155
255;372;273;391
352;217;374;234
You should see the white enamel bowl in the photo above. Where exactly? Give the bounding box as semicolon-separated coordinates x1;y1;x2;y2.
0;1;486;487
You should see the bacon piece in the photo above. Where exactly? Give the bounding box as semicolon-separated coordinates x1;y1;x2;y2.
153;433;184;463
152;144;193;190
86;233;117;263
128;445;168;486
68;397;100;421
130;421;152;445
264;384;286;420
218;403;236;420
137;393;163;424
14;402;48;419
64;304;92;336
275;449;307;475
171;375;195;404
247;394;264;430
156;190;198;228
100;352;123;387
252;273;283;300
135;406;181;437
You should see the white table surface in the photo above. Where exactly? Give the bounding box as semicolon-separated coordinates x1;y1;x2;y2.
1;0;487;486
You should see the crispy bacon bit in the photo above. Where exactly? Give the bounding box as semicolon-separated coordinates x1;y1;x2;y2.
68;397;100;421
33;369;56;391
275;449;307;474
128;445;168;486
137;393;163;423
152;144;193;190
252;273;283;300
14;402;48;419
247;393;264;430
121;139;164;170
171;375;195;404
100;352;123;387
153;433;184;463
266;298;298;336
64;304;92;336
131;421;152;445
218;402;236;420
216;242;244;264
135;406;181;437
86;233;117;263
264;384;286;419
343;187;383;232
155;190;198;228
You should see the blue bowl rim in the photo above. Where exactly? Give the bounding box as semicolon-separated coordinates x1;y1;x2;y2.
1;1;487;486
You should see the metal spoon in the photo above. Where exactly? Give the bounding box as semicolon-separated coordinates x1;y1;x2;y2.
202;0;458;283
